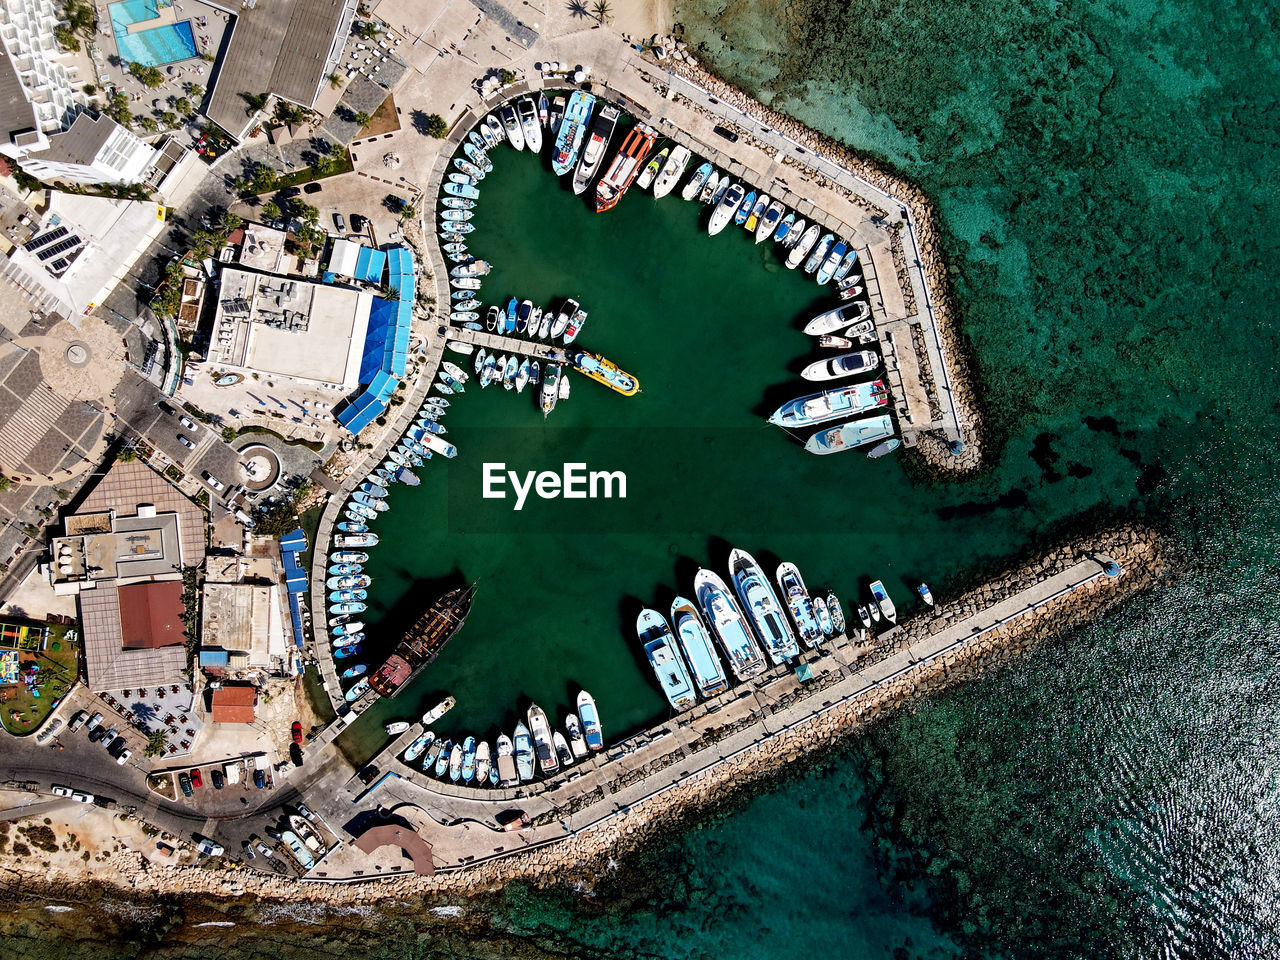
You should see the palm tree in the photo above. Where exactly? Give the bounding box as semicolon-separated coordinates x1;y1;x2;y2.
592;0;611;23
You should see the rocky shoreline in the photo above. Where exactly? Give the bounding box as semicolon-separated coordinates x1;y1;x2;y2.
642;46;987;475
0;525;1166;911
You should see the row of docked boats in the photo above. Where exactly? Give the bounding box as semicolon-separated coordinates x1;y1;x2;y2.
480;297;590;345
400;691;604;785
640;548;847;709
465;342;572;416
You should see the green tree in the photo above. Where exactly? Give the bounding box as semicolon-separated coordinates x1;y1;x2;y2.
399;202;415;219
143;729;168;758
136;116;158;132
0;473;11;493
312;153;335;176
128;62;164;88
261;199;281;221
378;283;400;301
220;427;236;443
174;97;192;115
353;111;371;128
82;83;96;96
425;113;447;138
54;25;80;51
328;72;342;88
187;83;204;99
161;111;178;128
499;69;516;85
217;211;242;234
248;163;278;193
592;0;611;22
241;91;269;113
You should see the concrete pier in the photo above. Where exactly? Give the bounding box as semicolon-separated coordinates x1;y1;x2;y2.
448;325;574;363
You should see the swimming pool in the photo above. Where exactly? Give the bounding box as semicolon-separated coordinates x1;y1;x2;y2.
108;0;198;67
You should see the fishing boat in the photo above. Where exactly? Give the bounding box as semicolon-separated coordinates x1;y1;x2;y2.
638;608;698;710
443;181;480;200
813;596;834;636
839;284;865;301
332;618;366;638
833;248;859;282
327;575;370;590
804;414;896;455
513;723;536;781
565;713;588;758
441;196;476;210
572;103;619;194
421;434;457;458
358;481;388;499
695;567;767;681
804;233;834;274
345;502;375;521
530;360;541;385
857;604;872;628
422;696;456;725
572;350;639;395
804;301;876;336
405;731;434;762
709;182;744;235
441;360;469;383
504;297;518;333
774;212;795;244
331;551;368;564
475;741;492;783
484;114;504;145
332;630;363;647
870;580;897;623
734;189;756;227
917;583;935;605
496;734;518;786
502;354;518;389
281;831;316;870
867;438;901;459
538;92;549;124
595;125;657;212
447;172;477;186
453;158;484;181
682;160;714;200
577;690;604;750
424;738;445;772
776;562;823;648
816;239;848;285
527;703;558;774
745;192;769;231
329;589;367;604
341;663;367;679
395;466;420;486
344;678;369;702
473;347;487;374
333;643;362;660
433;739;452;777
328;562;362;576
541;363;560;417
786;223;820;268
552;90;596;175
448;742;464;781
330;601;366;616
550;732;573;768
336;520;367;533
768;381;890;428
548;94;563;128
451;260;491;278
518;97;542;152
801;350;881;382
474;123;496;149
652;145;691;198
385;721;410;736
781;216;806;248
334;532;378;548
461;141;491;172
441;209;474;224
636;146;667;191
439;221;473;235
461;736;478;782
499;102;524;150
756;200;785;243
515;358;530;393
368;584;476;698
352;491;387;511
730;548;800;663
480;354;497;388
560;306;585;343
670;595;729;698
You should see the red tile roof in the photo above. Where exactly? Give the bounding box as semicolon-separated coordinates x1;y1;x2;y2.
210;684;257;723
118;581;186;650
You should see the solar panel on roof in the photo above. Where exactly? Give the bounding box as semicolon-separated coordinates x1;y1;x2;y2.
26;225;68;251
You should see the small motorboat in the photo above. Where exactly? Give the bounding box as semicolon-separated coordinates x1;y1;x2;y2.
344;679;369;702
333;644;361;659
485;305;501;332
813;595;834;636
870;580;897;623
461;736;478;782
839;284;865;301
385;721;410;736
515;358;530;393
422;696;456;725
565;713;588;757
473;347;487;374
857;605;872;628
341;663;367;679
434;739;453;777
476;740;492;784
553;731;575;767
867;438;902;459
405;731;435;763
917;583;935;606
448;742;464;781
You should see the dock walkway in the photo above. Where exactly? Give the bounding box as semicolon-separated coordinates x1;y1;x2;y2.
448;326;573;363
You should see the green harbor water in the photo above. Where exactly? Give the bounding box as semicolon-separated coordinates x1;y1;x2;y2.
6;0;1278;956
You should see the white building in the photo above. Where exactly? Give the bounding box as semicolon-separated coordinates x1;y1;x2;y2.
16;111;156;185
0;0;84;157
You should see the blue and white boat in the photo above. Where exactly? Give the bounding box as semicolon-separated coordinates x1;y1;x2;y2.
330;551;367;564
708;182;743;235
443;181;480;200
756;200;785;243
328;588;367;603
344;679;369;702
670;595;729;698
326;575;370;590
833;248;859;282
514;722;536;780
448;742;464;781
333;644;361;659
804;414;896;455
340;663;367;678
730;548;799;663
359;481;387;498
328;562;362;576
505;298;518;334
695;567;767;681
576;690;604;751
329;601;366;616
405;731;435;763
734;189;756;226
682;161;714;201
551;90;596;176
434;739;453;777
804;233;834;274
638;608;698;711
869;580;897;623
335;520;367;534
816;239;848;285
767;381;890;428
773;212;795;244
331;619;365;637
462;141;492;172
460;736;478;782
352;491;387;512
776;562;823;648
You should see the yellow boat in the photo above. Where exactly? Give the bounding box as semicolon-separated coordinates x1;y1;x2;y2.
572;350;640;396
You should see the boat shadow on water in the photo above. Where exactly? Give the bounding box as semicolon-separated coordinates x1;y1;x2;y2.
363;569;470;653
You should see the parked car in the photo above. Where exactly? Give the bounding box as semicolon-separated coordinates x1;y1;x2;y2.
100;729;118;751
88;727;106;744
116;748;132;766
712;124;740;142
178;772;193;797
255;841;273;858
195;838;224;857
51;784;73;798
291;721;303;744
333;212;347;231
252;769;266;789
85;712;104;731
357;765;379;785
189;768;203;789
67;710;88;732
178;415;197;430
241;840;256;860
350;213;364;231
203;471;225;492
211;769;224;790
52;785;94;803
177;434;195;450
303;182;322;194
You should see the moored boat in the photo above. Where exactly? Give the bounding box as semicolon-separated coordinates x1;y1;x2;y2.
801;350;881;382
745;192;769;231
461;736;478;782
700;170;721;202
577;690;604;750
652;144;690;198
499;102;524;150
572;103;619;194
572;350;639;395
804;414;896;455
344;678;369;702
565;713;588;757
595;124;657;212
475;740;492;783
527;704;558;774
773;211;795;244
670;595;729;698
518;97;542;152
422;696;456;725
552;731;575;767
695;567;767;681
730;548;800;663
541;363;560;417
708;181;743;236
682;160;713;201
768;381;890;428
333;643;361;659
870;580;897;623
385;721;410;736
552;90;596;176
636;145;667;191
434;739;453;777
756;199;785;243
776;562;823;648
786;223;820;268
341;662;367;679
816;239;848;285
405;731;434;762
513;723;535;781
496;733;517;786
638;608;698;710
813;595;834;635
804;233;834;274
448;742;464;781
867;438;902;459
804;301;875;335
918;583;935;605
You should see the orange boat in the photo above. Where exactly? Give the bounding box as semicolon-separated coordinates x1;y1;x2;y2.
594;125;657;213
